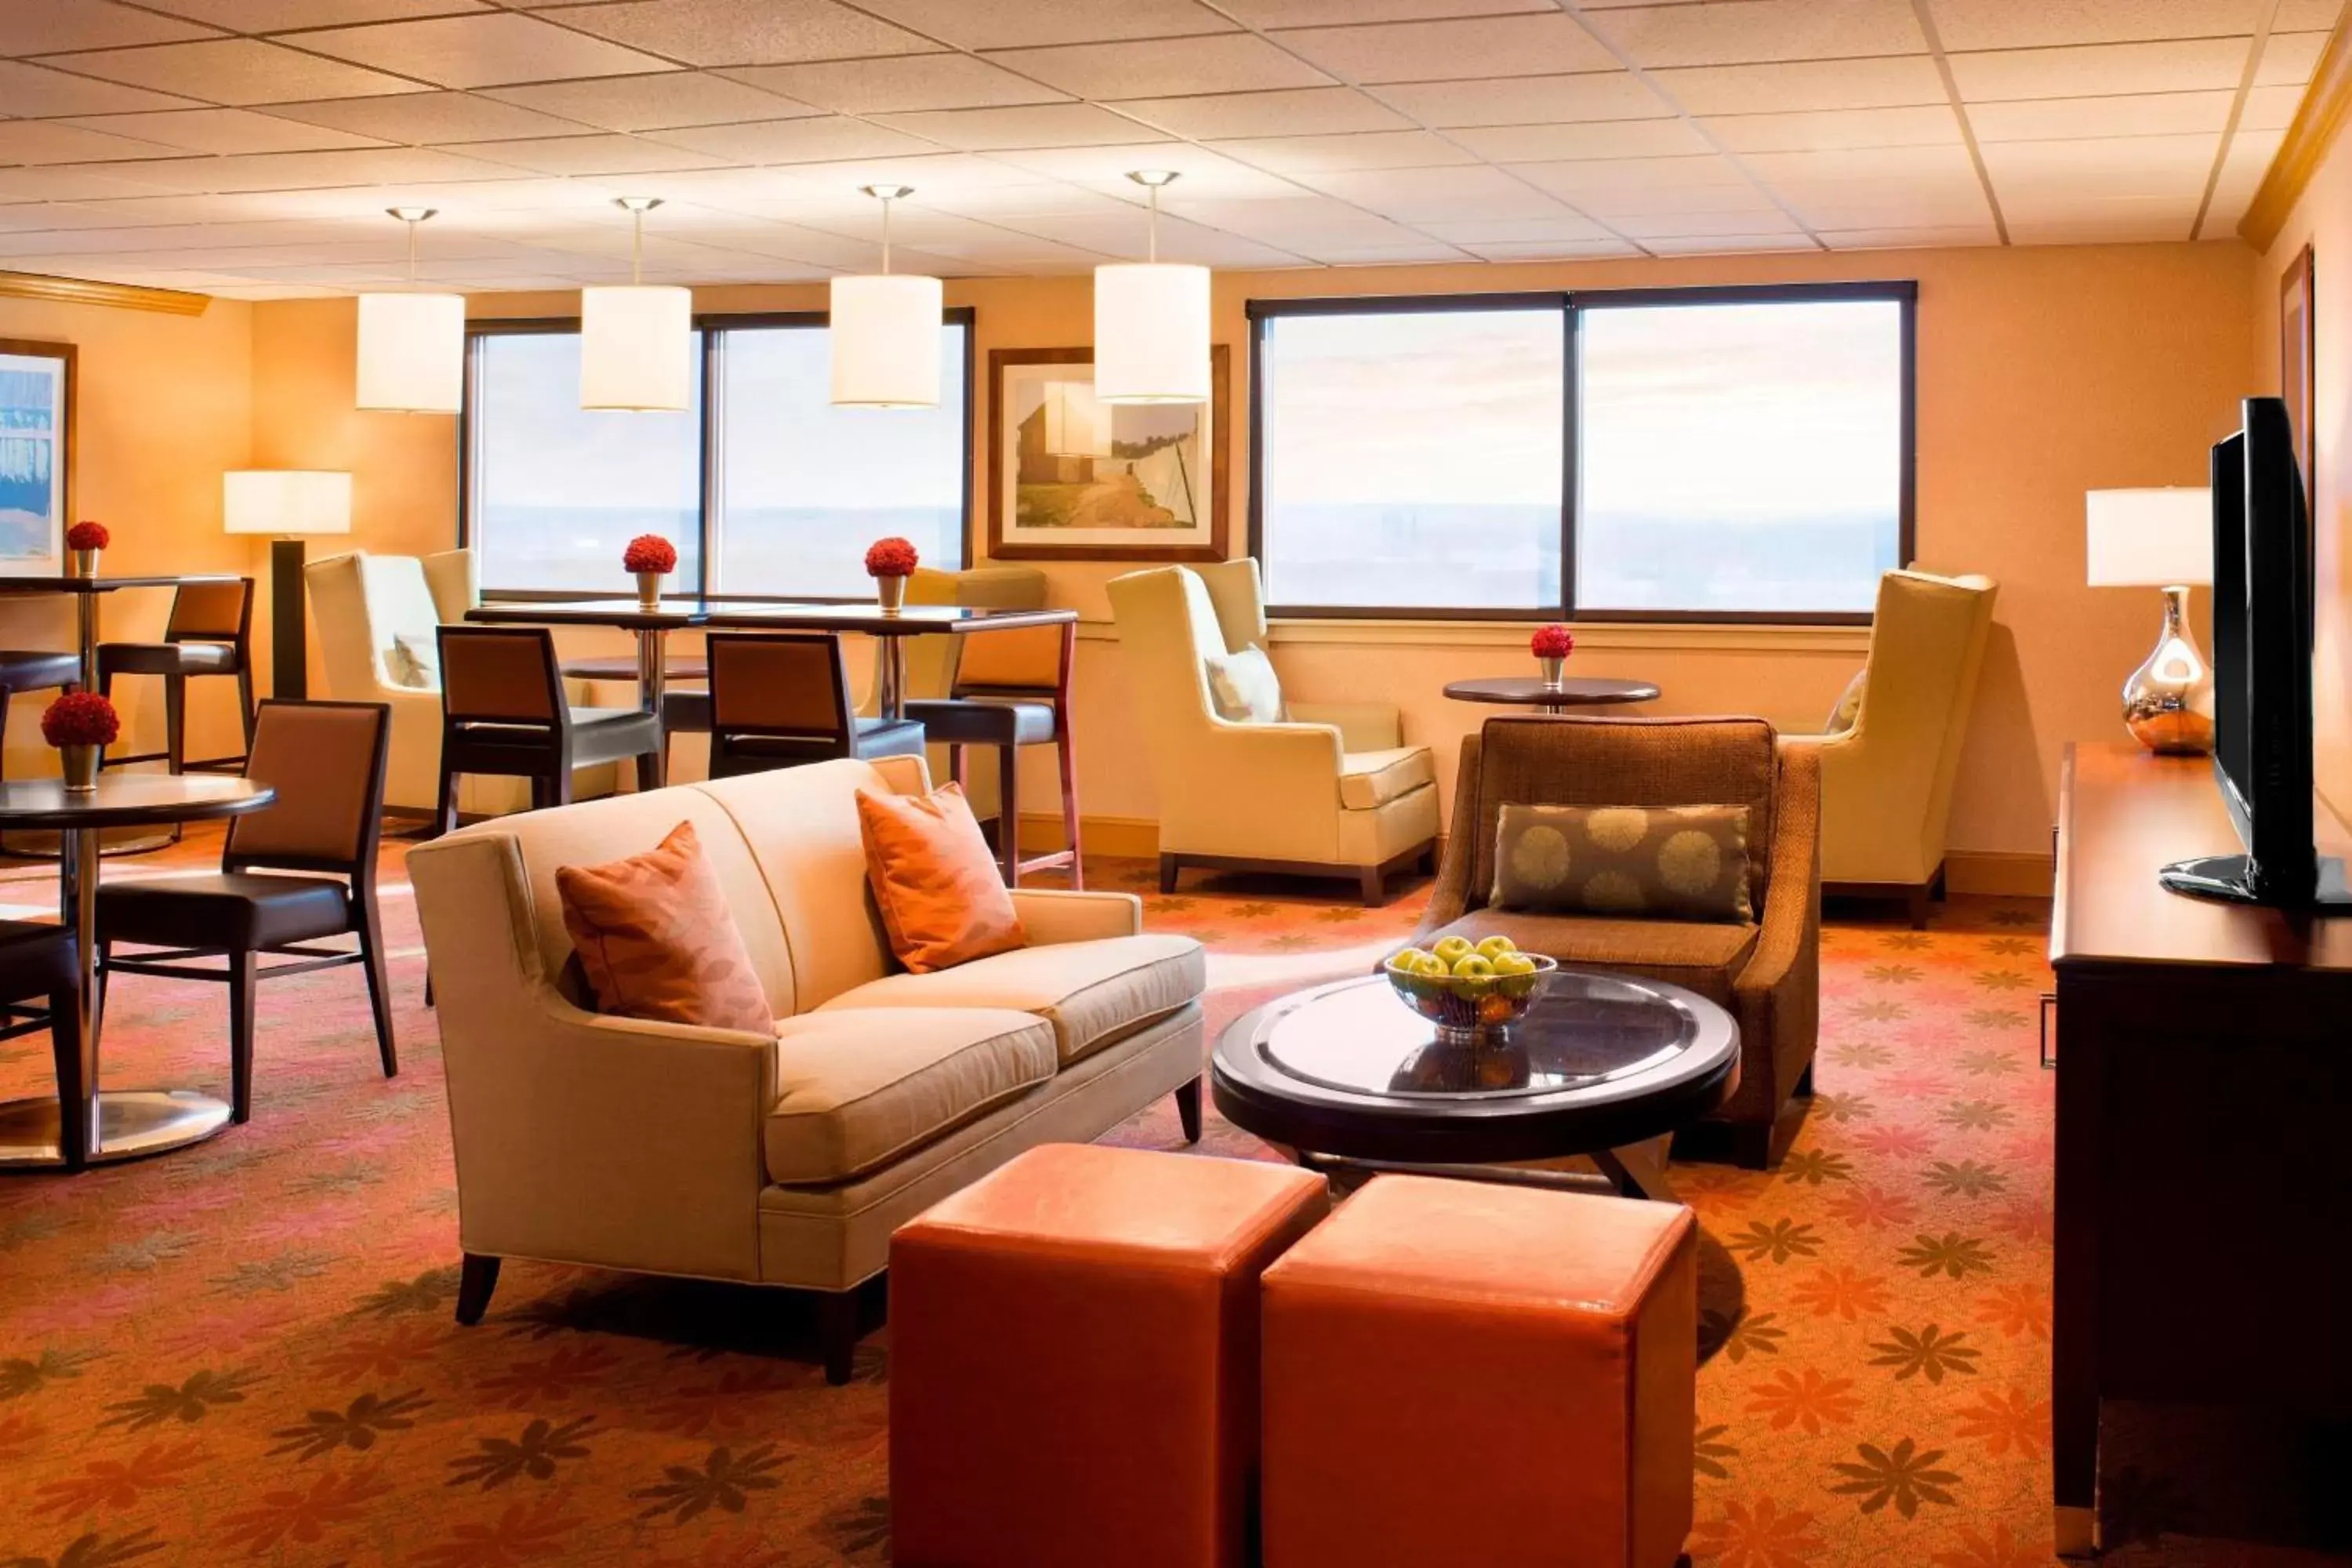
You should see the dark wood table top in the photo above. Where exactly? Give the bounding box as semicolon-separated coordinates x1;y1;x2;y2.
469;599;703;630
0;574;240;596
1210;971;1737;1164
470;599;1076;637
0;775;274;829
1443;675;1661;706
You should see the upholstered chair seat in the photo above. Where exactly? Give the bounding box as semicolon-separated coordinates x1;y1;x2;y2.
101;873;350;950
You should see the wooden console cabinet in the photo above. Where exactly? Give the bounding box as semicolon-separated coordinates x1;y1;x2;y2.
2050;742;2352;1555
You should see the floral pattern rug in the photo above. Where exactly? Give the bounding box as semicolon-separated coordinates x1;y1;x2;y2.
0;833;2335;1566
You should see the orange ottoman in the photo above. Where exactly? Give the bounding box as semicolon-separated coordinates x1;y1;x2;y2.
1261;1175;1697;1568
890;1143;1330;1568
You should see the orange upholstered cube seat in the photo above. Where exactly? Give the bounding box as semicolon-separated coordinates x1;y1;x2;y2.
889;1143;1330;1568
1261;1175;1698;1568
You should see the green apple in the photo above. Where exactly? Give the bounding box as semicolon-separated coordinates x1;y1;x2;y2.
1475;935;1519;961
1491;952;1539;977
1388;947;1431;971
1432;935;1475;967
1450;954;1496;979
1409;953;1451;979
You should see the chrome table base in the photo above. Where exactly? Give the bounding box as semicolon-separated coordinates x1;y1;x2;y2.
0;1089;231;1168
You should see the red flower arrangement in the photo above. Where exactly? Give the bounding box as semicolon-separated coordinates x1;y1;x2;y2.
622;534;677;575
41;691;119;748
864;537;918;578
1530;624;1574;660
65;521;109;551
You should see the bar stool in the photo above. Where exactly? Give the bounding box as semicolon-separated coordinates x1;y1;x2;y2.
434;626;663;833
685;632;924;779
903;619;1080;887
97;578;256;773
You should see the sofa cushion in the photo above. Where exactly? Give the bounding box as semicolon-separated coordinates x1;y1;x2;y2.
818;934;1206;1066
1416;910;1757;1011
857;783;1029;974
765;1007;1057;1186
1340;746;1436;811
555;821;775;1034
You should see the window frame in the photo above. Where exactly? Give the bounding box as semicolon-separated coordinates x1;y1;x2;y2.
459;306;978;602
1245;280;1916;625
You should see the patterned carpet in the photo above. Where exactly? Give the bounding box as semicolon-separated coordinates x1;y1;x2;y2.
0;831;2334;1566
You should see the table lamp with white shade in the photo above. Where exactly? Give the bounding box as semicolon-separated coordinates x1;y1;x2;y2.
225;470;350;702
2085;486;2214;754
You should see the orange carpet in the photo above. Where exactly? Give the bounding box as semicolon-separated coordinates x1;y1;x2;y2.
0;833;2331;1566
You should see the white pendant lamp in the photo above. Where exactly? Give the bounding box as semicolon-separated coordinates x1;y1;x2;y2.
1094;170;1210;406
831;183;943;409
355;207;463;413
580;196;692;412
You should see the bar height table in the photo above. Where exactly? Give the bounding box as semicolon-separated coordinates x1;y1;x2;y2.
0;773;275;1171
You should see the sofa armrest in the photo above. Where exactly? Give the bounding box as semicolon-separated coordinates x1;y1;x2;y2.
1287;701;1402;752
1011;887;1144;945
1737;741;1822;1001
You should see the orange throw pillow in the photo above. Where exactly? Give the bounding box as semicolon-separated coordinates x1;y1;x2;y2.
856;784;1029;974
555;821;774;1033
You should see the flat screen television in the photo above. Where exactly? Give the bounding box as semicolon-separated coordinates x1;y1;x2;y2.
2158;396;2350;907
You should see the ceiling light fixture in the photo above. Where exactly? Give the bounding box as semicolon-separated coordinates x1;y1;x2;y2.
1094;169;1209;406
579;196;692;412
830;183;943;409
354;207;462;414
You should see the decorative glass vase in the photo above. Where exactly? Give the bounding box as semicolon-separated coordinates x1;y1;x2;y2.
876;573;907;613
634;571;663;611
1537;655;1565;691
68;548;98;579
59;744;100;793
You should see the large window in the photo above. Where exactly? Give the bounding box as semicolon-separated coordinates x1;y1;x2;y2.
466;313;971;596
1250;283;1912;621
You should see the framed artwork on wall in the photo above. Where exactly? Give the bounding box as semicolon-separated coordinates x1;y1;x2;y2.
2281;244;2316;510
0;339;72;578
986;345;1229;562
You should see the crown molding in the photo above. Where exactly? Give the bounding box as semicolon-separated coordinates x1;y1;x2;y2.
2241;16;2352;252
0;270;210;318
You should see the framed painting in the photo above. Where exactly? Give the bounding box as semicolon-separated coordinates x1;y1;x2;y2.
0;338;72;578
2281;244;2316;509
986;345;1229;562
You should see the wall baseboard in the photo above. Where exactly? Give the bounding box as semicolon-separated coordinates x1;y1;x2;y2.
1945;851;2054;899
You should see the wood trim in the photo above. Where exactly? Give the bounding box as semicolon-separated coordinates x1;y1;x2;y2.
2240;15;2352;251
1945;851;2055;898
0;270;209;317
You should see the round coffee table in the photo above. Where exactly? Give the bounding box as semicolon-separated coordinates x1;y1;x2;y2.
1443;675;1661;716
1211;970;1737;1201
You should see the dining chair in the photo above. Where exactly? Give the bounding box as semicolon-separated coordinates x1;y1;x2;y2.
96;700;395;1126
904;620;1081;888
0;921;84;1166
0;649;83;768
687;632;925;779
98;578;257;774
434;626;663;831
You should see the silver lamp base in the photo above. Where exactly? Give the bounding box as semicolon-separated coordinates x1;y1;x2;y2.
2122;585;2214;755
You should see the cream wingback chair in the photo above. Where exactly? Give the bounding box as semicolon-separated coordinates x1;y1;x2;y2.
1107;560;1440;904
305;550;612;817
1795;568;1998;925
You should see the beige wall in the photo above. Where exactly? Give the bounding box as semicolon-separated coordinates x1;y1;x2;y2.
246;240;2255;868
0;294;257;775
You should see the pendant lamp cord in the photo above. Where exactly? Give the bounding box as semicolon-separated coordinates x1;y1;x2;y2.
405;216;417;285
1147;181;1160;263
880;191;893;276
630;205;644;286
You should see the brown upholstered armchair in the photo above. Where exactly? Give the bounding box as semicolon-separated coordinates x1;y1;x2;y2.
1414;716;1821;1168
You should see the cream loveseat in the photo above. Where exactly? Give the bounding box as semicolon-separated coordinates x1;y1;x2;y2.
407;753;1207;1382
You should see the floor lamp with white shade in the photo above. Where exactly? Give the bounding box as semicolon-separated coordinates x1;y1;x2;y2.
225;470;351;702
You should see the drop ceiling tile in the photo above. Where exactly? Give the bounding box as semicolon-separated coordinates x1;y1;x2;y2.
485;73;821;130
780;152;1044;193
1449;119;1712;161
1209;129;1477;173
0;167;201;202
1742;143;1981;182
647;115;937;162
985;141;1305;197
1109;86;1408;140
2256;31;2331;86
1309;240;1486;262
1224;0;1549;20
1270;16;1618;84
1510;152;1751;192
1947;38;2251;100
1977;131;2219;188
1818;223;2001;249
2278;0;2347;27
1300;163;1573;220
93;146;534;194
1372;72;1674;127
1566;182;1782;217
995;210;1302;265
54;108;392;155
1610;207;1804;238
293;13;674;88
263;90;593;142
916;181;1131;217
447;133;732;174
1649;56;1949;114
871;102;1169;151
841;0;1237;50
1771;182;1994;227
1642;231;1819;253
2003;209;2198;243
1584;0;1926;67
1702;104;1962;152
133;0;494;26
1965;89;2237;140
2239;82;2308;132
45;38;425;105
0;0;220;53
0;122;191;165
0;63;202;118
1927;0;2264;51
537;0;942;67
718;55;1062;114
1416;213;1617;243
1457;238;1643;259
987;35;1333;99
2200;122;2285;234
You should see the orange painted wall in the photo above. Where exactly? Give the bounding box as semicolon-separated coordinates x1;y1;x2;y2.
0;294;257;777
247;239;2256;863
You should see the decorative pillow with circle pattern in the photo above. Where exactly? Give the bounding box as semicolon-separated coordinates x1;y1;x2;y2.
1488;802;1754;924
